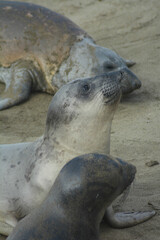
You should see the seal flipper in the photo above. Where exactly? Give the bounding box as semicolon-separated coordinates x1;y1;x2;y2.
0;62;33;110
105;205;156;228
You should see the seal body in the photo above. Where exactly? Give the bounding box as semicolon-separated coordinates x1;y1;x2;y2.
0;70;122;235
0;1;141;110
6;153;136;240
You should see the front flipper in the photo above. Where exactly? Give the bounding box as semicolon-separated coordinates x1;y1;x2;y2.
0;62;33;110
105;205;156;228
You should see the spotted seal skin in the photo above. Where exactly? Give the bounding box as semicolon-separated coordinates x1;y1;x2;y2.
0;70;122;236
7;153;137;240
0;70;155;236
0;1;141;110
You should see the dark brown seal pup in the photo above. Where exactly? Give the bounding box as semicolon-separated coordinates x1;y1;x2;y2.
7;153;137;240
0;1;141;110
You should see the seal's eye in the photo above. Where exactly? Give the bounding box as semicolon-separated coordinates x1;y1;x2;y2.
79;83;93;99
107;64;114;70
83;84;90;92
103;62;116;71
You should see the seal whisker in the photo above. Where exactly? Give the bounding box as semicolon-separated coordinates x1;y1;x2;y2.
92;90;103;102
90;92;105;112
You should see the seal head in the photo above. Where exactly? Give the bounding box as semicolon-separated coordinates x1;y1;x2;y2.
44;70;122;155
54;39;141;94
46;70;122;133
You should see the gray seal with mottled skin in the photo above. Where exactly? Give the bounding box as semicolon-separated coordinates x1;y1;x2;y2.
0;1;141;110
6;153;137;240
0;70;155;236
0;70;122;236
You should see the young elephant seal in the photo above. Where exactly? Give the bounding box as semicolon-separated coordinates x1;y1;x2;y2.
7;153;137;240
0;1;141;110
0;70;122;235
0;70;154;236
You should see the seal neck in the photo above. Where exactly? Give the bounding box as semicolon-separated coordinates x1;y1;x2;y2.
44;115;112;158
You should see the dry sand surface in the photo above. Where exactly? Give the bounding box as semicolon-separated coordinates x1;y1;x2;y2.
0;0;160;239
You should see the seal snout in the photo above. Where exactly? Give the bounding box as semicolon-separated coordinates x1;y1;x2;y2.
119;67;141;94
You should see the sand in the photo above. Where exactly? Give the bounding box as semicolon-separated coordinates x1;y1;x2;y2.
0;0;160;239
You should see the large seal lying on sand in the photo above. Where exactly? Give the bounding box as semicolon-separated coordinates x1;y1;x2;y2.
0;70;154;236
6;153;136;240
0;1;141;110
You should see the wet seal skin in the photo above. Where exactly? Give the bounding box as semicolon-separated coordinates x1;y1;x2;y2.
0;1;141;110
6;153;137;240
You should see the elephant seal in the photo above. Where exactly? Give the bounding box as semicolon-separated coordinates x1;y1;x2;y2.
7;153;137;240
0;1;141;110
0;70;122;235
0;70;154;236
